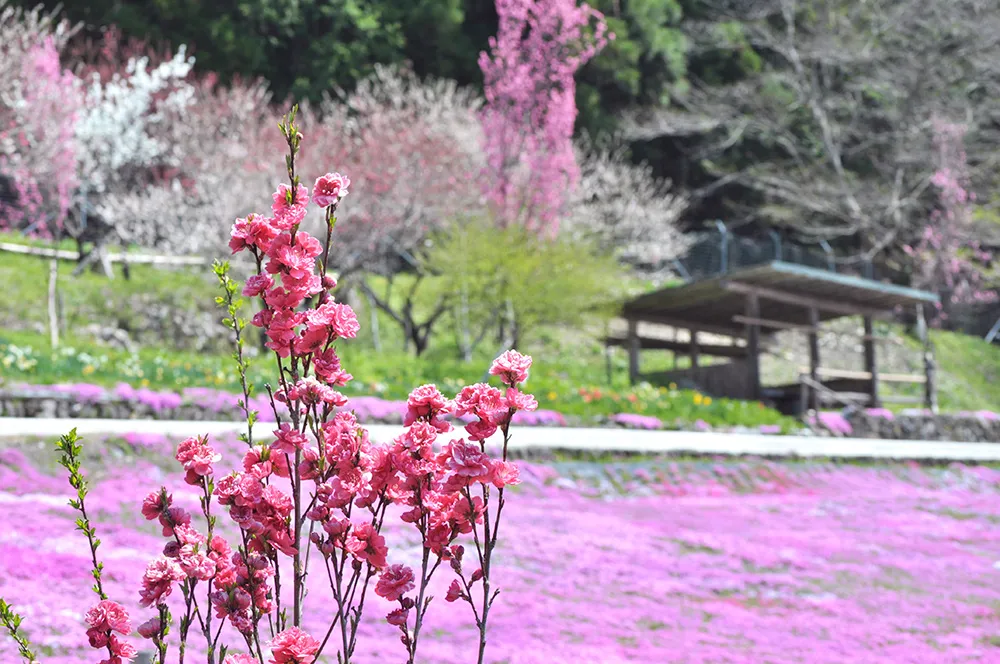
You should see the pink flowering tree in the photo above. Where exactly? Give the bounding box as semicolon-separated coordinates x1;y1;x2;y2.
315;66;485;279
0;4;80;238
479;0;610;234
300;66;486;355
0;108;536;664
904;118;997;322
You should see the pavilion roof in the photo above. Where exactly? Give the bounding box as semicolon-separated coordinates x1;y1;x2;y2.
623;261;939;338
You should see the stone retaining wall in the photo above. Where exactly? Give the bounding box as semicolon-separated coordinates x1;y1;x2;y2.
845;411;1000;443
0;389;244;421
0;387;797;435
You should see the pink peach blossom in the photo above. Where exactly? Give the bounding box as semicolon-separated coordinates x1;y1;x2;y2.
268;626;320;664
313;172;350;207
489;349;532;385
375;564;415;601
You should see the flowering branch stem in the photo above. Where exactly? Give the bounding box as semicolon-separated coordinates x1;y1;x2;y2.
0;600;38;664
156;605;170;664
55;429;108;600
239;535;266;663
406;548;434;664
271;551;284;633
315;555;344;660
472;402;516;664
214;260;257;448
199;476;218;664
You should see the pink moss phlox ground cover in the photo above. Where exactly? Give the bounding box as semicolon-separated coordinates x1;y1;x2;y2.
4;435;1000;662
12;381;612;430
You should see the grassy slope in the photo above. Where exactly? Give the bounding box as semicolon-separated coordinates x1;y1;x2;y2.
925;330;1000;411
0;233;218;334
2;234;999;415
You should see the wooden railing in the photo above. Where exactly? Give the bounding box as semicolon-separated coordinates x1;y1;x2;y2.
0;242;209;266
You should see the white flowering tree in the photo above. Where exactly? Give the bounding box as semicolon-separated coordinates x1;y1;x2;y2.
96;77;279;256
570;136;689;273
74;47;194;193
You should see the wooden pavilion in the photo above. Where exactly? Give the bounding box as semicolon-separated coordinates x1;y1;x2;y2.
609;261;941;414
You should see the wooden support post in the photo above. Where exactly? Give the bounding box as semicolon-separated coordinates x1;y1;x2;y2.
808;307;820;412
745;295;761;401
799;376;810;420
689;330;700;369
671;327;679;369
925;346;938;413
627;319;640;385
916;304;938;413
863;316;879;408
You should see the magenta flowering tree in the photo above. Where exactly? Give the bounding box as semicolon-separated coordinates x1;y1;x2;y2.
479;0;610;234
905;118;997;321
0;5;80;238
0;108;536;664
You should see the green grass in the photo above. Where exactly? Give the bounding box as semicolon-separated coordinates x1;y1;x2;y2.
0;233;219;340
3;233;999;423
925;330;1000;412
0;327;800;430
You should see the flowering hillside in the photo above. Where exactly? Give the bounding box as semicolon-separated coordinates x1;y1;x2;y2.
3;434;1000;663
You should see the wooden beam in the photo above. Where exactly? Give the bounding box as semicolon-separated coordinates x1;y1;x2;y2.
690;330;700;368
0;241;209;266
732;315;816;332
880;395;925;405
794;366;926;384
627;319;640;385
860;335;901;344
808;307;820;412
617;312;744;339
745;293;761;400
816;391;874;405
723;280;885;318
604;337;748;358
863;316;879;408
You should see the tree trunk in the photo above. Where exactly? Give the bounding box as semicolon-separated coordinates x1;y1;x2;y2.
505;299;518;350
412;327;430;356
458;287;472;362
363;289;381;351
47;259;60;348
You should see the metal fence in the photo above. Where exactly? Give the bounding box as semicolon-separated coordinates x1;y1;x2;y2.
673;222;877;282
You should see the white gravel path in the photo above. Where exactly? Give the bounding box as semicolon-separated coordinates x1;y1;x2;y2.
3;417;1000;462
